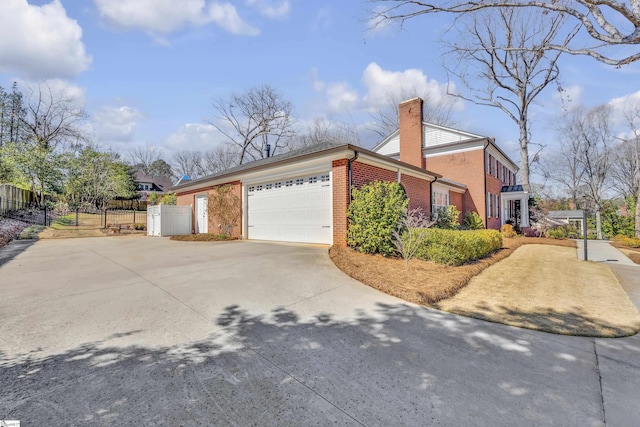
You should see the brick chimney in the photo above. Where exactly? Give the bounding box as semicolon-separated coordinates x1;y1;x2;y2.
399;97;424;168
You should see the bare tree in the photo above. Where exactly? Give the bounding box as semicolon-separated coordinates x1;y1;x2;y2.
370;0;640;66
612;103;640;237
202;145;239;175
442;7;572;188
289;118;361;150
571;105;613;239
543;113;588;208
208;85;296;164
172;150;205;180
127;144;164;173
610;138;638;200
21;83;88;150
369;87;458;138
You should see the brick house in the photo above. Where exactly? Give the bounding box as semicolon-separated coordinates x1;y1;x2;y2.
172;97;528;245
372;98;529;230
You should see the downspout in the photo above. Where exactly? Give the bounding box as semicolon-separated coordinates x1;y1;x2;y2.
430;176;438;218
483;138;491;229
348;150;359;200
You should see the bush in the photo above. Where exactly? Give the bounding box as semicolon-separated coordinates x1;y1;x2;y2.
462;211;484;230
132;223;146;231
432;205;461;229
613;235;640;248
500;224;516;238
160;193;177;205
414;229;503;266
546;225;579;239
347;181;408;256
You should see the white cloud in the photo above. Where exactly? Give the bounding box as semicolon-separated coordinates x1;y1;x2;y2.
16;78;86;108
0;0;91;78
207;3;260;35
607;90;640;135
94;0;259;36
164;123;225;152
247;0;290;19
313;63;461;116
92;106;144;144
361;63;459;111
311;7;332;32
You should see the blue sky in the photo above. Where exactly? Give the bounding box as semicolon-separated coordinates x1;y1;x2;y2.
1;0;639;169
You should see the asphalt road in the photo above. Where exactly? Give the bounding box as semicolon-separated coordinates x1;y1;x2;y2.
0;237;638;426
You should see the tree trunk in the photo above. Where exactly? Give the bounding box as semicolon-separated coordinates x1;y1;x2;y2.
596;209;603;240
635;186;640;238
519;122;530;188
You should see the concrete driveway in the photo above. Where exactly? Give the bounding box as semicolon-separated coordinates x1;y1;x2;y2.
0;237;638;426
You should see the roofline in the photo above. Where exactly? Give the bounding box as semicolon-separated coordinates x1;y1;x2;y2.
172;143;441;193
486;139;519;172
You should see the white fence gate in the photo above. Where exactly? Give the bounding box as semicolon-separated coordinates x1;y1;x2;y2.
147;205;192;237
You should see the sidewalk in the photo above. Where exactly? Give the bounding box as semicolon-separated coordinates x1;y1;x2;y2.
575;239;637;266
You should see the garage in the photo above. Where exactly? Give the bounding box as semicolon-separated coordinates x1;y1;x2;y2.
247;172;332;244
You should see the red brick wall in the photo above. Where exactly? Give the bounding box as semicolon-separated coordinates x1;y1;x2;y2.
401;174;431;214
399;98;424;169
352;161;397;189
332;160;432;246
486;173;503;230
332;159;349;247
426;149;487;226
176;181;242;237
449;191;463;215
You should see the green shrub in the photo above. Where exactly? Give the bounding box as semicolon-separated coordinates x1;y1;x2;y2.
462;211;484;230
160;193;177;205
347;181;408;256
613;235;640;248
500;223;516;238
546;228;566;239
414;229;502;265
432;205;461;229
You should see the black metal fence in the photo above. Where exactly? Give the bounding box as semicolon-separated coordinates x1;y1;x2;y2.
0;200;55;226
1;205;146;229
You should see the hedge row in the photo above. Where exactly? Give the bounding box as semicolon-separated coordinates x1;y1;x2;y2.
413;228;503;266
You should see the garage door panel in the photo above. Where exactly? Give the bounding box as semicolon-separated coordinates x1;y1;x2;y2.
247;173;332;244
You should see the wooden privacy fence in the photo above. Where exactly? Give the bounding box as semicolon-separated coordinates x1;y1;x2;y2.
0;184;36;215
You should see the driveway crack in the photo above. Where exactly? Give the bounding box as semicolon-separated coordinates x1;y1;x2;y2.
593;339;607;426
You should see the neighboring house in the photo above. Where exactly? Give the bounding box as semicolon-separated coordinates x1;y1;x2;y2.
544;210;585;231
135;170;174;203
172;97;529;245
372;98;529;230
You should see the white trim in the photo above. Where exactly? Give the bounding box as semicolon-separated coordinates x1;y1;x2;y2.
423;139;487;157
432;181;465;194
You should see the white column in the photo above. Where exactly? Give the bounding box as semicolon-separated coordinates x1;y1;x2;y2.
520;195;529;227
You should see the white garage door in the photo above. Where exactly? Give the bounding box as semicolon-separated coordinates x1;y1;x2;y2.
247;173;332;244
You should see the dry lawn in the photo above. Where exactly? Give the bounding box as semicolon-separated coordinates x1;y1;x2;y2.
436;245;640;337
330;237;640;337
330;237;575;306
611;242;640;264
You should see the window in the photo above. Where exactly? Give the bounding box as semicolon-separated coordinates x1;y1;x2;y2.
274;182;282;189
432;189;449;216
248;186;255;192
308;176;318;184
285;180;293;187
487;192;492;218
266;183;273;190
295;178;304;185
494;194;500;218
256;185;263;191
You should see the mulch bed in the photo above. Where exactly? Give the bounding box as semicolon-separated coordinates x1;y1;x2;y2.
329;237;577;306
0;218;30;249
170;234;238;242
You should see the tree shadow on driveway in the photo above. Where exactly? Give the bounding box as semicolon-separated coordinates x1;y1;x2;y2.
0;303;617;426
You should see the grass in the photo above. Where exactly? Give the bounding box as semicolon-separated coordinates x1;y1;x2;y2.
436;245;640;337
610;241;640;264
170;233;237;242
330;237;576;306
18;225;46;239
330;237;640;337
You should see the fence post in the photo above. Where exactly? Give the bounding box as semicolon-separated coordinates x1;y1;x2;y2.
104;210;107;228
133;210;136;224
76;208;79;226
44;206;48;227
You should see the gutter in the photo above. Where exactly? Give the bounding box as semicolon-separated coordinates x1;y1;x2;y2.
483;138;491;229
348;150;359;200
